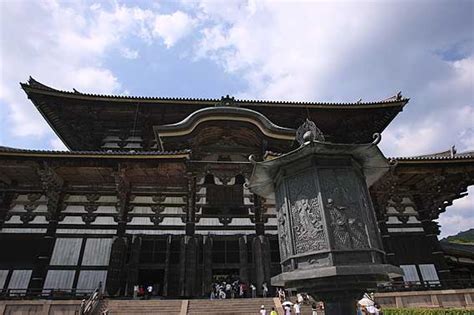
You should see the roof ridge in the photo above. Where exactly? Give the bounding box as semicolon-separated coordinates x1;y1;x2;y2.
0;146;191;155
21;77;410;106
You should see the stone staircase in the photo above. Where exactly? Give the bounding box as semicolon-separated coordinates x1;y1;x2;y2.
104;298;280;315
187;297;278;315
105;299;184;315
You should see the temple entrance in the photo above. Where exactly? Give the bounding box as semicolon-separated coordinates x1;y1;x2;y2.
138;269;164;296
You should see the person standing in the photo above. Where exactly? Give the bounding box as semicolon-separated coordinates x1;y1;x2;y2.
225;282;232;299
262;282;269;298
294;301;301;315
146;284;153;299
284;304;292;315
270;307;278;315
311;303;317;315
133;285;138;300
260;305;267;315
250;283;257;298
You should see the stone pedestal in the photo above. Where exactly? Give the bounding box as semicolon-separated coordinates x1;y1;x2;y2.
249;131;402;315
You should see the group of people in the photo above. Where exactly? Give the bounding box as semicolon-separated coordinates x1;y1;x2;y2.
260;301;322;315
132;284;158;299
210;279;269;299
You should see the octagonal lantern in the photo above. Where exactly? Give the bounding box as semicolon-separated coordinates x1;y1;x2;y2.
248;131;402;315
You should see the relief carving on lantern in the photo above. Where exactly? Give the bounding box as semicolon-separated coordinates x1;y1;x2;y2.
320;169;370;250
287;172;327;254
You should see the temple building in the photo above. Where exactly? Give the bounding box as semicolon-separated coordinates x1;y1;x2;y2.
0;77;472;298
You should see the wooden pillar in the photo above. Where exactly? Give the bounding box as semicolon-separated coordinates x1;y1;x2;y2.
253;195;265;235
114;167;131;237
239;236;249;285
186;174;196;236
253;235;270;295
179;236;186;296
106;237;127;296
29;165;64;292
179;235;198;297
163;235;172;296
126;236;141;296
202;235;213;297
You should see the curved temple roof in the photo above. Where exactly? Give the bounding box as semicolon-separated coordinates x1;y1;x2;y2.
21;77;409;151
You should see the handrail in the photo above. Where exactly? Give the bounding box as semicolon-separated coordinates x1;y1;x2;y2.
80;282;103;315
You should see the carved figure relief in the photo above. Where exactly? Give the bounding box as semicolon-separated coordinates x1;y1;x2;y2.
321;169;370;250
275;184;290;260
287;172;327;254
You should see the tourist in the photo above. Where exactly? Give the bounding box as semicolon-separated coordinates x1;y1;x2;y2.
296;293;304;304
293;301;301;315
225;282;232;298
239;282;244;298
133;285;138;300
278;288;286;302
284;304;292;315
250;283;257;298
270;307;277;315
311;303;317;315
146;285;153;299
138;286;145;299
262;282;269;297
260;305;267;315
218;288;226;299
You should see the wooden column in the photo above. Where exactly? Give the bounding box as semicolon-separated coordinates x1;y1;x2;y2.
415;195;452;285
114;167;131;237
126;236;141;296
253;235;271;295
163;235;172;296
253;195;265;236
185;174;196;236
29;165;64;292
238;236;249;285
201;235;213;297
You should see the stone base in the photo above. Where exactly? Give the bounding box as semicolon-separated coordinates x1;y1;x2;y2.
271;263;402;288
317;291;361;315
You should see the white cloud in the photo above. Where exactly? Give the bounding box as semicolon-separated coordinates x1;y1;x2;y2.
0;1;147;141
190;0;474;237
49;138;68;151
120;47;139;59
153;11;196;48
437;186;474;238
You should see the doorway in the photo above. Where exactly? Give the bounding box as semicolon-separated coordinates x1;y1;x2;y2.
138;269;164;296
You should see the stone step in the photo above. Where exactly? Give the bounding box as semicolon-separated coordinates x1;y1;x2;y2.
105;297;281;315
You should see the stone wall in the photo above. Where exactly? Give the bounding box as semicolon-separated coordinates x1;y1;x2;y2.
375;288;474;309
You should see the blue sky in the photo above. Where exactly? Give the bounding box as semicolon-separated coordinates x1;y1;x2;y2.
0;0;473;237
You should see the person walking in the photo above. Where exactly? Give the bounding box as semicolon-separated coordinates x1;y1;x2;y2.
270;307;278;315
260;305;267;315
311;303;317;315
